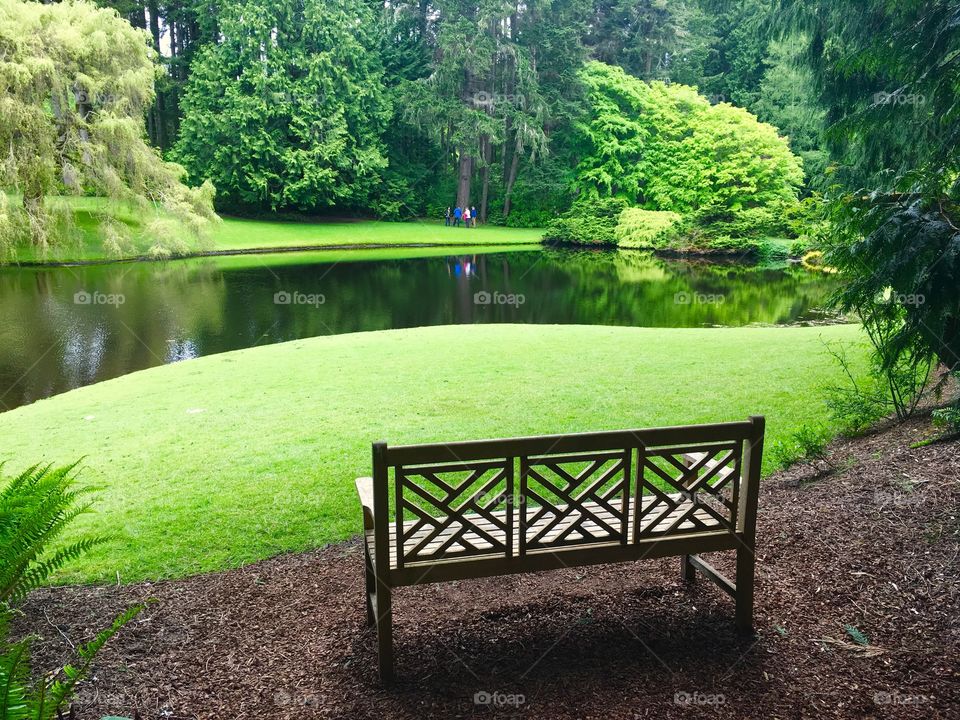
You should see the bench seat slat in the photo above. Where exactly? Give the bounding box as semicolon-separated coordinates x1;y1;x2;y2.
373;493;726;568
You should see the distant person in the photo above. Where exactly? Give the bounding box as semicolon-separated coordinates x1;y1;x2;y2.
471;206;478;227
444;207;451;226
463;206;471;227
454;206;463;227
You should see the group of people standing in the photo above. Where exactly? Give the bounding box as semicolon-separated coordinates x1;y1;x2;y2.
445;205;479;227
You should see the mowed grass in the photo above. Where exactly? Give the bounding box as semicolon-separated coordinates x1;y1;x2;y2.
0;324;867;584
210;217;544;250
7;197;544;263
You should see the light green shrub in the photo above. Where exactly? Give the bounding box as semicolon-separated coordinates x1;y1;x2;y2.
615;208;682;249
543;196;628;245
574;62;805;240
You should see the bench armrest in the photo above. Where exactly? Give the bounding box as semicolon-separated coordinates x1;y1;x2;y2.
355;476;375;530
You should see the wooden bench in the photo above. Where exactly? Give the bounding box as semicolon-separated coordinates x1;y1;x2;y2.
355;416;765;684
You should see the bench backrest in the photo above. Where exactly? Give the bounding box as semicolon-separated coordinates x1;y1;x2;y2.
371;417;764;569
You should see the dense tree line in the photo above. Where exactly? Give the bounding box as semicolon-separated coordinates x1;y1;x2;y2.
91;0;825;222
777;0;960;405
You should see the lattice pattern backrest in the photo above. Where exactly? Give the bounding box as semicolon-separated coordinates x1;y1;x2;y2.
520;449;631;553
394;458;513;567
635;441;742;540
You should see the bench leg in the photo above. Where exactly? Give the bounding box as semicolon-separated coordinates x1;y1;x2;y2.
735;545;755;635
376;579;394;685
680;554;696;581
363;544;375;627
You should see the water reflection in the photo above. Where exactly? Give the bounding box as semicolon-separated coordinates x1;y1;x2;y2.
0;249;841;411
447;257;480;278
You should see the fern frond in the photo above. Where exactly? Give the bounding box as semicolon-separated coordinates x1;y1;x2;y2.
0;462;106;605
0;617;34;720
0;460;130;720
45;604;146;711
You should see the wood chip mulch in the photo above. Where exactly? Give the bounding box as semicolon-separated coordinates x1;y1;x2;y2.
15;416;960;719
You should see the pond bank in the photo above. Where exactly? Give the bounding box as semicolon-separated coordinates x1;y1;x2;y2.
0;249;843;411
10;241;537;267
6;212;546;265
0;324;867;583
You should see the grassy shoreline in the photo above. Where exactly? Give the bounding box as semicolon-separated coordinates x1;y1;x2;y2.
0;323;868;584
12;239;542;267
5;198;546;265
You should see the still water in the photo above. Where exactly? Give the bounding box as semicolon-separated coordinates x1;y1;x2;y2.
0;247;841;411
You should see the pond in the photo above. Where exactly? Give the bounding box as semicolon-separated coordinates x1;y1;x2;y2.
0;246;842;412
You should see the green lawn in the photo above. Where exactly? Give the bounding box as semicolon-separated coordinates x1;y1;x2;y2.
0;323;868;584
210;216;544;250
7;197;544;264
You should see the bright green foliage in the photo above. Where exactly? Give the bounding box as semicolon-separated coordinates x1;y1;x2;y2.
0;0;216;257
574;61;804;237
0;463;108;605
615;208;682;249
173;0;391;213
770;422;832;470
543;196;628;245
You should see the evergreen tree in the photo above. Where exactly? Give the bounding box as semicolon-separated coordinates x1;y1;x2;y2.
173;0;391;213
779;0;960;379
397;0;589;221
752;36;828;189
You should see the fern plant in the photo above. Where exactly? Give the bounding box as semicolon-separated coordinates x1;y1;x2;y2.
0;463;109;605
0;605;143;720
0;462;141;720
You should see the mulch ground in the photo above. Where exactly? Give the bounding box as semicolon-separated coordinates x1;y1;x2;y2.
16;415;960;719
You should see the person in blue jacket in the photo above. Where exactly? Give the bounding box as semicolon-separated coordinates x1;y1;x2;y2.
453;206;463;227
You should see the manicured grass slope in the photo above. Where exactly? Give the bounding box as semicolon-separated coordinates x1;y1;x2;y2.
0;324;866;584
9;197;543;263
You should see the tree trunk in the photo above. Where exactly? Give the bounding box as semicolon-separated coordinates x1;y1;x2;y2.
22;192;41;217
502;139;520;218
418;0;429;40
169;21;178;70
456;151;473;209
153;92;166;149
480;136;491;223
74;86;93;165
128;3;146;29
147;0;161;49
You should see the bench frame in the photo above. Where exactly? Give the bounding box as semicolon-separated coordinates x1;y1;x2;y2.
356;416;765;684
